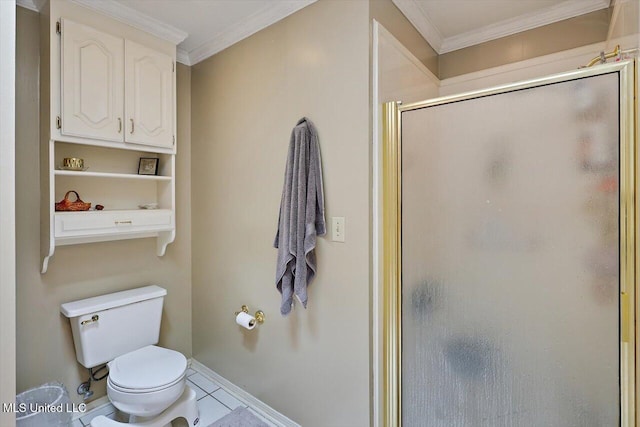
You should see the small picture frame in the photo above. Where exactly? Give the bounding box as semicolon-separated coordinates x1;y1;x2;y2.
138;158;159;175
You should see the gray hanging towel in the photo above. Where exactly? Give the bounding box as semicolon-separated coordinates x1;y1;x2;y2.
274;117;326;315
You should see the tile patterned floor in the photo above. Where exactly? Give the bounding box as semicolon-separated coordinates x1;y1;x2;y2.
74;366;280;427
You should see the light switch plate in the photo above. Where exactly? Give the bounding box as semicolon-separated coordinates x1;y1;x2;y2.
331;217;345;242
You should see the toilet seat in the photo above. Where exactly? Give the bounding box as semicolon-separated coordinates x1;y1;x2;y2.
108;345;187;392
108;374;184;394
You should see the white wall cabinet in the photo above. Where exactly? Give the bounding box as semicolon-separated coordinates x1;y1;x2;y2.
125;40;174;148
60;19;174;149
40;3;179;273
61;19;124;142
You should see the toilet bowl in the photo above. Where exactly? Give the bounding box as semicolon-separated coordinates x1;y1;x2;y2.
90;386;199;427
107;345;187;418
61;286;200;427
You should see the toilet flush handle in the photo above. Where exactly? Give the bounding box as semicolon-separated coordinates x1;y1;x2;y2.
80;315;99;326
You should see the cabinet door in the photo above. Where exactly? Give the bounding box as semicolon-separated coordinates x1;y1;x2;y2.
61;19;124;142
125;40;174;148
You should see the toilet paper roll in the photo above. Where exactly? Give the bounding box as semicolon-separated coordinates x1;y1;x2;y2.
236;312;256;330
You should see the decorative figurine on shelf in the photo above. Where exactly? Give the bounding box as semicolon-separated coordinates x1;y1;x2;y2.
60;157;87;171
54;191;91;211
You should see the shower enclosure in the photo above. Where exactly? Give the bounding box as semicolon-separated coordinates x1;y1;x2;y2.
381;61;636;426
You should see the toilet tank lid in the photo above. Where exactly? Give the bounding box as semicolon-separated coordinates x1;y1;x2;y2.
60;285;167;318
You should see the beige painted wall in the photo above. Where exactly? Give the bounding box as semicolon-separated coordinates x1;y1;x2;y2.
0;2;16;427
190;1;370;425
607;0;639;41
370;0;438;76
438;30;640;96
439;8;611;79
376;23;439;104
15;7;192;404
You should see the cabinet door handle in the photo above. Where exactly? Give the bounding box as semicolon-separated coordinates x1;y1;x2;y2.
130;118;134;134
115;220;132;225
117;118;122;133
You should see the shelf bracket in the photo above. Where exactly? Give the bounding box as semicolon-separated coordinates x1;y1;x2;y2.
41;242;55;274
157;230;175;257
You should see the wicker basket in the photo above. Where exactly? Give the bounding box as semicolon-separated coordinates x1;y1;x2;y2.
55;191;91;212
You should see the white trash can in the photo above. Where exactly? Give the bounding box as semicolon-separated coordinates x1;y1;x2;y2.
15;382;73;427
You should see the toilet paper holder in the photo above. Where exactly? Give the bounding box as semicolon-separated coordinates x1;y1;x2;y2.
234;305;265;323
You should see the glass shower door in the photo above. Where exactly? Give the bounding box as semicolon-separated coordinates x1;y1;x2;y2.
395;68;634;426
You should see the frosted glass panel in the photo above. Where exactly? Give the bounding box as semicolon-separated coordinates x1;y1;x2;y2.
401;73;620;426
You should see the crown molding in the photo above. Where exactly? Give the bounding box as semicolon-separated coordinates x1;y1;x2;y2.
394;0;610;54
392;0;443;52
186;0;316;66
176;48;191;66
67;0;188;45
16;0;45;12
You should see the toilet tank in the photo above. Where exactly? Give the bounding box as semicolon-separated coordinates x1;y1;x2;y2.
60;285;167;368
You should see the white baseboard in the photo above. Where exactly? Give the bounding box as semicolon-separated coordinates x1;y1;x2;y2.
189;359;300;427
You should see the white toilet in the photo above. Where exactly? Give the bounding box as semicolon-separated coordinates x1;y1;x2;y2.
61;285;199;427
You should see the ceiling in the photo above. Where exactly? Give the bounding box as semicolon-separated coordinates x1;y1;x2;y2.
110;0;316;64
17;0;611;65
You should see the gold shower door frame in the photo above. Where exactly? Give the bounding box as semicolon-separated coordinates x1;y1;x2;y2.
381;60;637;427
